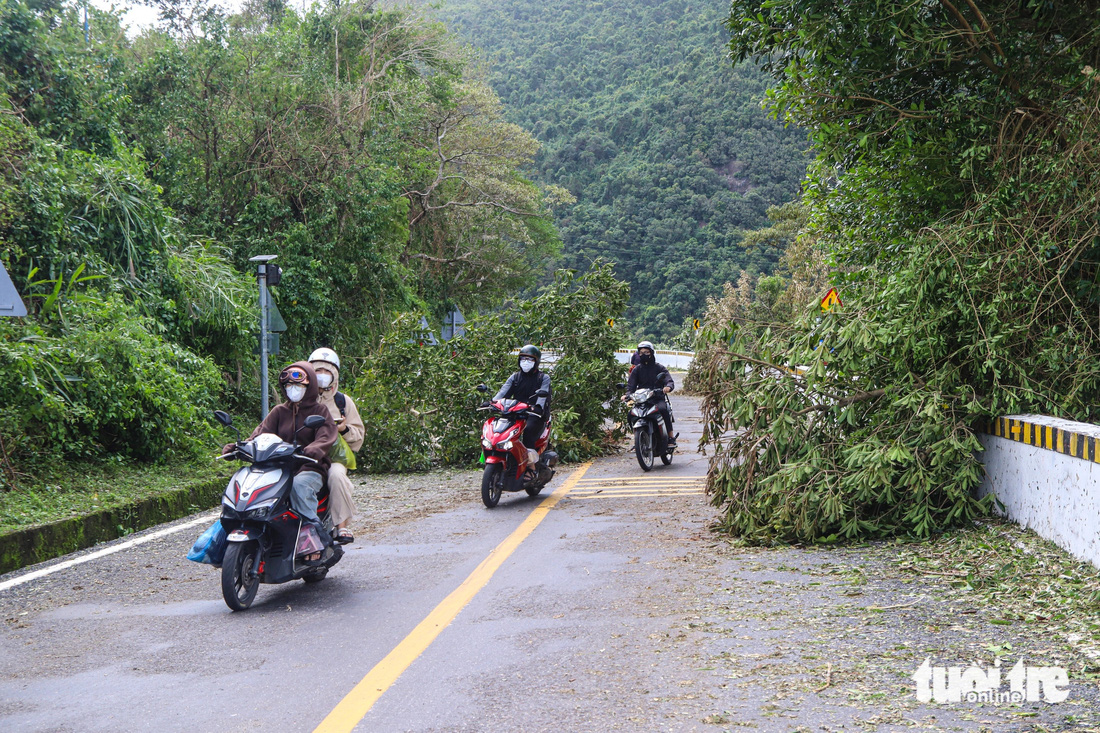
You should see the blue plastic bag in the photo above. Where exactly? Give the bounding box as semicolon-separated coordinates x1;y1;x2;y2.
187;520;228;566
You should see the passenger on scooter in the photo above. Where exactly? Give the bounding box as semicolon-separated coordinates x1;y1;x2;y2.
222;361;337;546
622;341;677;448
309;348;363;545
493;344;551;464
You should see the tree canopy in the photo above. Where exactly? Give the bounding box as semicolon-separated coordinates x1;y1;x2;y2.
698;0;1100;541
0;0;573;483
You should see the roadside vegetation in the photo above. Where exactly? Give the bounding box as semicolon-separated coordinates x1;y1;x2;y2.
0;458;225;534
0;0;628;519
697;1;1100;541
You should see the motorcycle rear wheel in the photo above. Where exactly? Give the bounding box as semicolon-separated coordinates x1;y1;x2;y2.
635;428;654;472
222;540;260;611
481;462;504;508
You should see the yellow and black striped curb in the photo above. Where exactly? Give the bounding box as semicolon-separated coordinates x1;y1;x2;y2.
985;416;1100;462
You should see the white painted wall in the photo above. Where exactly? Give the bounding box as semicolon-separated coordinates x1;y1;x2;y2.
614;349;694;370
978;415;1100;568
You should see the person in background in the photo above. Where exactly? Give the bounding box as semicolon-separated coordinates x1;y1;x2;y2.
623;340;677;447
309;348;364;545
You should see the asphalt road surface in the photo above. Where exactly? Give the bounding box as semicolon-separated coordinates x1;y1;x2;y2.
0;393;719;733
3;391;1097;732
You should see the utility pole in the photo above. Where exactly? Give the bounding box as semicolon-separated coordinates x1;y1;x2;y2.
83;0;89;45
249;255;280;416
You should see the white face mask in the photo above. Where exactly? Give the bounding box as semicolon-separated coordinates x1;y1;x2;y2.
519;358;535;373
285;384;307;403
317;373;333;389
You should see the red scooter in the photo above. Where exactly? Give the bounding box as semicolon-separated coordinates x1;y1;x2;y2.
476;385;559;508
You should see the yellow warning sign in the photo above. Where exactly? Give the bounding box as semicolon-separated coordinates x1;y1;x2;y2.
692;318;700;330
607;318;614;327
820;288;841;312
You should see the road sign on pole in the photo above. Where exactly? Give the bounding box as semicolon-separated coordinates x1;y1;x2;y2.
692;318;701;330
442;309;466;341
0;261;27;317
820;288;842;312
415;316;439;346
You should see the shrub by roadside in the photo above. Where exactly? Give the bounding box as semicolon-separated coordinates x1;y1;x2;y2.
351;262;631;472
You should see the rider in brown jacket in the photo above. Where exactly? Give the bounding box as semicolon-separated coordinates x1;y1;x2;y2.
224;361;337;543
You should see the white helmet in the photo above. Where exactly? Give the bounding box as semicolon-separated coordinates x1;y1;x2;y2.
637;341;655;352
308;347;340;372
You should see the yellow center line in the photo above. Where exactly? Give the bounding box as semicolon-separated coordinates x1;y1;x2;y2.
313;461;592;733
574;480;705;486
576;475;703;481
571;492;702;499
575;479;704;483
572;488;699;493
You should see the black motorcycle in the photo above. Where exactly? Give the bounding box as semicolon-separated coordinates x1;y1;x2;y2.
622;386;675;471
213;410;343;611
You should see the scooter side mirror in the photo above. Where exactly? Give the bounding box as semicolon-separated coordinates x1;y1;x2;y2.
213;410;241;443
616;383;626;390
476;384;489;393
302;414;326;429
534;389;550;398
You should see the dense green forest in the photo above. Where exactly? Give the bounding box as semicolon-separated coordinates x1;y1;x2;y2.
0;0;620;487
435;0;809;341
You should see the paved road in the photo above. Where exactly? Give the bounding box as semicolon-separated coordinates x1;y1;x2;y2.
2;392;1098;732
0;394;717;732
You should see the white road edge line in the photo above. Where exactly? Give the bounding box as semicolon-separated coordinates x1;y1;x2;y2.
0;511;219;593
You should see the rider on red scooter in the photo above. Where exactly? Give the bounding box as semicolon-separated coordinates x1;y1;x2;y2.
493;344;551;466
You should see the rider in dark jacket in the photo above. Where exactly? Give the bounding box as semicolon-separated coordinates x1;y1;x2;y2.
494;344;551;450
624;341;676;447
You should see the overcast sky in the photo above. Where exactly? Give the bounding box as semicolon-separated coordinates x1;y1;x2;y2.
88;0;251;33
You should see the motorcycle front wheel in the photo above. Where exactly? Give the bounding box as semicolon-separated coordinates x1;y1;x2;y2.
481;462;504;508
221;540;260;611
635;427;654;472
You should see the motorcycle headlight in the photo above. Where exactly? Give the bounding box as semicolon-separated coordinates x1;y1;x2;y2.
501;440;513;451
243;497;279;520
482;438;493;450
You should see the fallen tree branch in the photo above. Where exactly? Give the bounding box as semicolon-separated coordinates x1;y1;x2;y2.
795;389;887;416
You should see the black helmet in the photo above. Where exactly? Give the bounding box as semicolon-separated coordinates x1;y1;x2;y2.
518;344;541;365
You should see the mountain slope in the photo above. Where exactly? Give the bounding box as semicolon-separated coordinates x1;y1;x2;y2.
436;0;809;339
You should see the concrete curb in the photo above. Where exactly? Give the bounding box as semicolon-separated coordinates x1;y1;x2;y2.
985;414;1100;462
0;478;225;575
